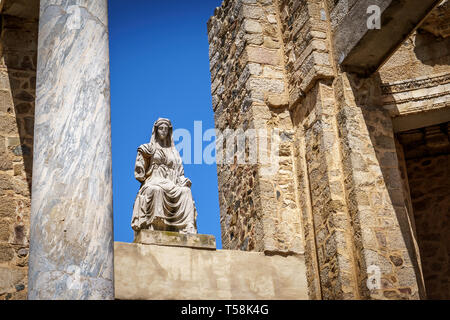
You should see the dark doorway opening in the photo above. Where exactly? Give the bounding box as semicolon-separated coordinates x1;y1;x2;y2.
397;121;450;299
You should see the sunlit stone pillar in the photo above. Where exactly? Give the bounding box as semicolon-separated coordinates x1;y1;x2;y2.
28;0;114;300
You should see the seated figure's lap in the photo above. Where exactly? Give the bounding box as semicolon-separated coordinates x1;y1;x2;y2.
143;184;192;196
143;184;163;195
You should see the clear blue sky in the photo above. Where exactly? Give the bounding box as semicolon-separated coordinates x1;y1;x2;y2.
108;0;223;247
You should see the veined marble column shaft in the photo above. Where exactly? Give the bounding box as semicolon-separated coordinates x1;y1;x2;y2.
28;0;114;300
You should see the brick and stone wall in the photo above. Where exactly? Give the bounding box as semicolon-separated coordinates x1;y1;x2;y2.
335;73;424;299
208;0;449;300
278;0;334;110
207;0;304;255
0;11;38;300
280;0;423;300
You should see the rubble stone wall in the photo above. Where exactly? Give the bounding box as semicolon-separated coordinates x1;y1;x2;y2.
278;0;334;110
0;14;38;300
207;0;447;300
207;0;304;255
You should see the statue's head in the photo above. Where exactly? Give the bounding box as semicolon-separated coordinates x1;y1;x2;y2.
157;123;169;140
152;118;173;146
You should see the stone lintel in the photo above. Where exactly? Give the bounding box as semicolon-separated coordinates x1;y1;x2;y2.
333;0;441;76
134;230;217;250
393;107;450;133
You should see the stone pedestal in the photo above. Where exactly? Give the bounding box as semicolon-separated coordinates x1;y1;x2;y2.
134;230;216;250
114;242;309;300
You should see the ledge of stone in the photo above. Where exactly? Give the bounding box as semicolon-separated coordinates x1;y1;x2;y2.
134;230;216;250
114;242;309;300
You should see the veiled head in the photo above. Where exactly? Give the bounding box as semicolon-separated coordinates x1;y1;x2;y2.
151;118;173;147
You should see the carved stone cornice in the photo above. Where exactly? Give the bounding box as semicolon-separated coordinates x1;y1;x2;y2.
381;73;450;95
381;73;450;117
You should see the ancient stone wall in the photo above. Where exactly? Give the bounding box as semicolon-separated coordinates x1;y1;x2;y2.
289;73;423;300
0;13;38;300
291;79;360;299
420;0;450;39
380;31;450;83
326;0;359;30
377;8;450;300
278;0;334;110
208;0;443;300
278;0;423;300
207;0;304;255
378;0;450;125
334;73;423;299
379;30;450;121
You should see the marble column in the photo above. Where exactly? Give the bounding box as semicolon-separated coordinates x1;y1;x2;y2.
28;0;114;300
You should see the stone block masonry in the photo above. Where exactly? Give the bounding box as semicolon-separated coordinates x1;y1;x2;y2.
0;12;38;300
208;0;304;256
208;0;449;300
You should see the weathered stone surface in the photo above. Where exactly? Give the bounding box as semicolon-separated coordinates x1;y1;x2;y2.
114;242;308;300
0;245;14;263
265;94;288;108
379;28;450;121
0;10;36;300
0;267;26;295
207;0;303;258
420;0;450;38
134;230;216;250
0;222;10;242
244;20;262;34
246;46;281;66
279;0;334;103
208;0;450;301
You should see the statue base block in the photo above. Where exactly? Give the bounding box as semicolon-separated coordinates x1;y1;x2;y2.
134;230;216;250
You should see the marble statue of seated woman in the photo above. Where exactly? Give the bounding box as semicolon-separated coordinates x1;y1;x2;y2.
131;118;197;234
